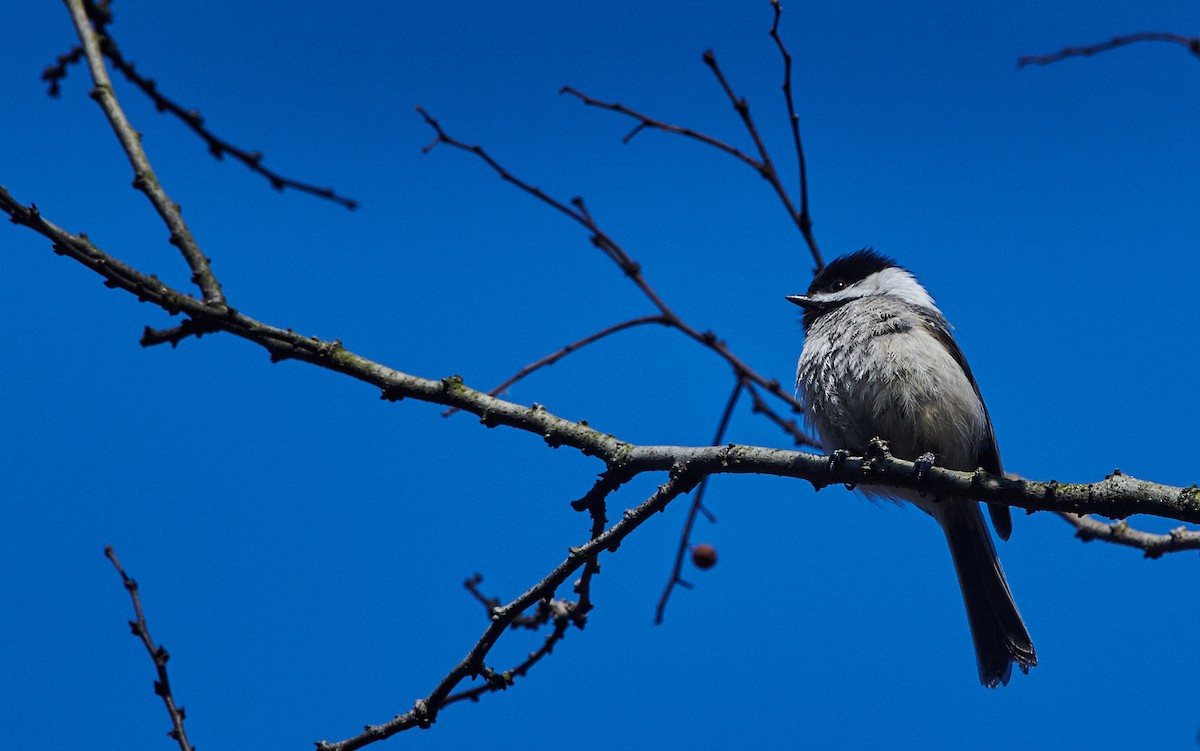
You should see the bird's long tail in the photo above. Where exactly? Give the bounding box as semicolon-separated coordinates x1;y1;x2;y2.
938;500;1037;687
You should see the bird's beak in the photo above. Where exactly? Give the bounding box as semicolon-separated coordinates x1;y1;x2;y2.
785;294;814;309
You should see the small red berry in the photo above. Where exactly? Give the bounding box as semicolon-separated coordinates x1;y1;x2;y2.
691;543;718;570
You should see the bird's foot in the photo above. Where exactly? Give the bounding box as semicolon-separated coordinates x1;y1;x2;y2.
914;451;938;498
827;449;853;491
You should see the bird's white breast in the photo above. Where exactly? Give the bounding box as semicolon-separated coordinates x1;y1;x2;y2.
796;296;987;472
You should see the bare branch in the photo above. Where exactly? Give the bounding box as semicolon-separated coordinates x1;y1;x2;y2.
41;45;85;97
443;607;572;707
559;4;825;271
700;48;818;256
560;86;762;169
443;314;670;417
444;576;576;706
746;381;818;448
140;318;219;348
564;48;825;271
104;546;195;751
63;0;225;304
768;0;823;271
48;2;358;209
463;574;555;630
8;183;1200;749
1018;31;1200;68
415;464;627;713
1060;513;1200;558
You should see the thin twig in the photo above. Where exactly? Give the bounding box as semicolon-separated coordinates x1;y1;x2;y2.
463;574;552;630
104;546;195;751
47;2;358;209
443;314;670;417
560;86;762;169
768;0;823;271
445;576;576;705
443;609;572;707
140;318;220;348
1060;513;1200;558
1018;31;1200;68
655;382;742;624
564;53;823;269
570;468;634;625
63;0;225;305
746;381;817;448
701;48;816;253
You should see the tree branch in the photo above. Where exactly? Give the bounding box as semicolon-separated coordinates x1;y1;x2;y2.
444;575;575;706
442;314;670;417
767;0;822;271
1018;31;1200;68
63;0;225;305
1060;513;1200;558
47;1;358;209
560;86;763;169
104;546;195;751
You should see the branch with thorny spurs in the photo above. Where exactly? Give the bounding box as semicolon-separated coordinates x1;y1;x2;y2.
104;546;195;751
563;0;823;272
446;492;607;708
443;473;618;708
1018;31;1200;68
45;0;357;209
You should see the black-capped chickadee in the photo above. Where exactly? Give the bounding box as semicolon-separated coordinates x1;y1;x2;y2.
787;249;1035;687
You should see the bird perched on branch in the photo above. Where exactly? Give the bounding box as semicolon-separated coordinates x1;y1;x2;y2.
789;249;1035;687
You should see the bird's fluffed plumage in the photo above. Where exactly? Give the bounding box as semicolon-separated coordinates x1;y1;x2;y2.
791;249;1035;687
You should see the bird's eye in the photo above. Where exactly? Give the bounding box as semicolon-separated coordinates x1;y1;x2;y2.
831;280;846;291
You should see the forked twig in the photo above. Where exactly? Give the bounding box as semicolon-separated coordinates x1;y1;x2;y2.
560;86;763;169
63;0;224;305
445;575;576;705
104;546;195;751
562;2;823;271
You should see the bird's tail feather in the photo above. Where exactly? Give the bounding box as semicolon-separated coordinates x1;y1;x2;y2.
938;500;1037;687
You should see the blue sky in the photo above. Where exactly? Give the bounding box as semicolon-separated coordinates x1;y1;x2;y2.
3;1;1199;749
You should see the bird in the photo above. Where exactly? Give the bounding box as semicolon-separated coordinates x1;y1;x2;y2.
787;248;1035;687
